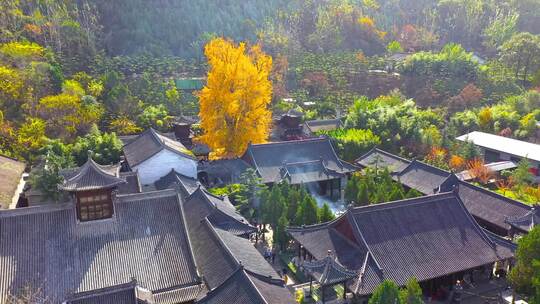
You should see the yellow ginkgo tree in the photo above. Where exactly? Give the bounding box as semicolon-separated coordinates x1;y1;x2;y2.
198;38;273;159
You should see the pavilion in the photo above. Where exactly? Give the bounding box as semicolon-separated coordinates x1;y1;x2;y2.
302;253;357;303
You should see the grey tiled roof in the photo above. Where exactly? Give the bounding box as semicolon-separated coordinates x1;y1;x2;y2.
182;189;292;303
395;160;450;194
242;138;357;184
59;158;126;191
304;119;342;134
123;128;195;168
506;207;539;233
0;190;202;303
65;281;139;304
281;160;345;184
117;171;142;194
189;188;256;237
198;158;251;185
289;192;515;296
196;268;270;304
355;148;411;173
439;177;533;232
155;169;201;199
302;256;357;286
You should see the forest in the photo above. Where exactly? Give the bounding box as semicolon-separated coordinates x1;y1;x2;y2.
1;0;540;204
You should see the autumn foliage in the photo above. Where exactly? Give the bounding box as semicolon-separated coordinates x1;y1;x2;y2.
466;159;494;184
198;38;273;159
449;155;466;171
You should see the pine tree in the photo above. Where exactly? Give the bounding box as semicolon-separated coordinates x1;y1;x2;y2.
345;176;359;203
356;181;369;206
369;280;401;304
399;278;424;304
275;213;289;250
318;203;335;223
296;195;319;225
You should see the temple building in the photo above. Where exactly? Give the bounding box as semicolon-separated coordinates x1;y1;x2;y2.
182;185;294;303
241;138;357;200
394;160;451;195
122;128;198;186
287;192;516;301
270;110;305;141
1;156;294;303
356;148;538;237
303;118;342;137
439;175;538;237
355;147;411;173
0;157;204;303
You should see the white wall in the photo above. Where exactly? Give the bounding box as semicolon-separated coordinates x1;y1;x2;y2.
134;149;197;185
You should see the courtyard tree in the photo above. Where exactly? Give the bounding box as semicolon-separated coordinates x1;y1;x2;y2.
509;226;540;301
369;280;401;304
198;38;273;159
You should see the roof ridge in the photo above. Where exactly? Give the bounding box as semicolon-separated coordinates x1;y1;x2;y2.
350;192;457;213
0;202;72;218
202;218;243;269
346;211;383;271
176;191;204;284
241;268;271;304
354;252;371;294
452;191;497;249
398;159;451;176
199;266;267;303
459;180;532;210
354;147;412;165
117;188;177;202
250;137;326;147
60;157;125;191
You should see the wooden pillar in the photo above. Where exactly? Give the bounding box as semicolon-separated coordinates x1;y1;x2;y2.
330;179;333;199
343;281;347;299
321;285;325;304
309;277;313;299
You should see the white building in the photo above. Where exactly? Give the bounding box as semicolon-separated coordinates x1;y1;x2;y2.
123;128;197;186
457;131;540;179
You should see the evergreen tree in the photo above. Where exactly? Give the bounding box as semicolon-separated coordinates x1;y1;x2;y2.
287;186;301;224
509;226;540;298
369;280;401;304
345;176;359;203
399;278;424;304
318;203;335;223
274;213;289;250
356;181;369;206
296;195;319;225
267;186;286;230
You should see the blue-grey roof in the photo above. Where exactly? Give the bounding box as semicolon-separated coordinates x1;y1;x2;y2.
439;177;534;232
123;128;195;168
0;190;203;303
355;148;411;173
182;189;293;303
60;158;125;191
395;160;450;194
155;169;201;199
289;192;516;296
242;138;357;184
302;256;357;286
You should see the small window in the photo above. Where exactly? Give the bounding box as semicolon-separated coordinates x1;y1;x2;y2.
77;193;113;222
